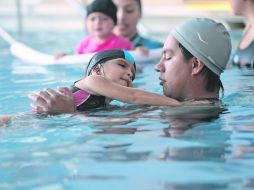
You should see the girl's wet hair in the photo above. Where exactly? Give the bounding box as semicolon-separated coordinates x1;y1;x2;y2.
85;49;136;80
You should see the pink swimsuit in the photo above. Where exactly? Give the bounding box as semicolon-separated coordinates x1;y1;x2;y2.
75;33;132;54
71;86;106;111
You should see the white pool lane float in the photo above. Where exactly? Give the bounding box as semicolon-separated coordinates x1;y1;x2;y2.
0;27;162;66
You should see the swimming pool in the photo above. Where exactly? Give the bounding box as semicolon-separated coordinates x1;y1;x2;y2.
0;30;254;190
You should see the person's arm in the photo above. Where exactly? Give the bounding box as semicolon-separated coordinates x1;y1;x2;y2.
28;87;76;114
76;75;180;106
0;115;12;127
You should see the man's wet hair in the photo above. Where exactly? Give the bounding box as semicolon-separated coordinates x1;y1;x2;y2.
178;42;224;96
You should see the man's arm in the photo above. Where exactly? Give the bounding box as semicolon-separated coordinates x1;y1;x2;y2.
28;87;75;115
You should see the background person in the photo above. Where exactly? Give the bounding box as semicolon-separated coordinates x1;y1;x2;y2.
113;0;163;49
229;0;254;67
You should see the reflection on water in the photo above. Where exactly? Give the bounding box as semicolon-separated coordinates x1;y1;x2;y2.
161;103;225;137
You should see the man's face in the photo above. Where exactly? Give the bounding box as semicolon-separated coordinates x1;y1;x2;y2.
155;35;192;101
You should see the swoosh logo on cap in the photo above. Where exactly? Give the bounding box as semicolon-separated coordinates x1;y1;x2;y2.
197;32;208;45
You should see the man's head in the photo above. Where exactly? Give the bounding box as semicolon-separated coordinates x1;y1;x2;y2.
172;18;231;76
155;18;232;101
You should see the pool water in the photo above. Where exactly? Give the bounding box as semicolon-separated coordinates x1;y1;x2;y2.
0;30;254;190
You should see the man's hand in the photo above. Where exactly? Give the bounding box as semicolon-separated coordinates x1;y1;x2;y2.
28;87;75;115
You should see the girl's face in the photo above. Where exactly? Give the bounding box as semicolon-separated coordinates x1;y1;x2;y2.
113;0;141;39
86;12;115;40
102;59;135;87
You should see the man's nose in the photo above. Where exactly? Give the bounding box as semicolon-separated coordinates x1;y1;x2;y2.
155;59;164;72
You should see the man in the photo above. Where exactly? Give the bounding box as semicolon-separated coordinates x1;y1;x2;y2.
155;18;231;101
29;18;231;114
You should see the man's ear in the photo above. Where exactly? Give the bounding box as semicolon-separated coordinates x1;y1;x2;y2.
91;64;103;75
191;57;205;75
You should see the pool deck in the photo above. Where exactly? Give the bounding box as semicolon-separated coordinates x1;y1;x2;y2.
0;0;245;33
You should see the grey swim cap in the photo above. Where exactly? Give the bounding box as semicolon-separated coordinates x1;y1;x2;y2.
171;18;232;76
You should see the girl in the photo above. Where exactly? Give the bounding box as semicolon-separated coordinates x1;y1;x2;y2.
71;49;136;111
55;0;132;58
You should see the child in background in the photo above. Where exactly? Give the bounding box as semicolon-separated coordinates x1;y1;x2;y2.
76;0;132;53
56;0;132;58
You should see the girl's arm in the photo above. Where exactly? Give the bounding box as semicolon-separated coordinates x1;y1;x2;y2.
75;75;180;106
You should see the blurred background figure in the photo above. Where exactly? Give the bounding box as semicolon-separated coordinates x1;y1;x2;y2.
55;0;132;59
229;0;254;67
113;0;163;49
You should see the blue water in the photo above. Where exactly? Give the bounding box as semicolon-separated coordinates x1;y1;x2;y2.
0;30;254;190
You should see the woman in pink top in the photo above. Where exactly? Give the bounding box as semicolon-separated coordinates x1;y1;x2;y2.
75;0;132;54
